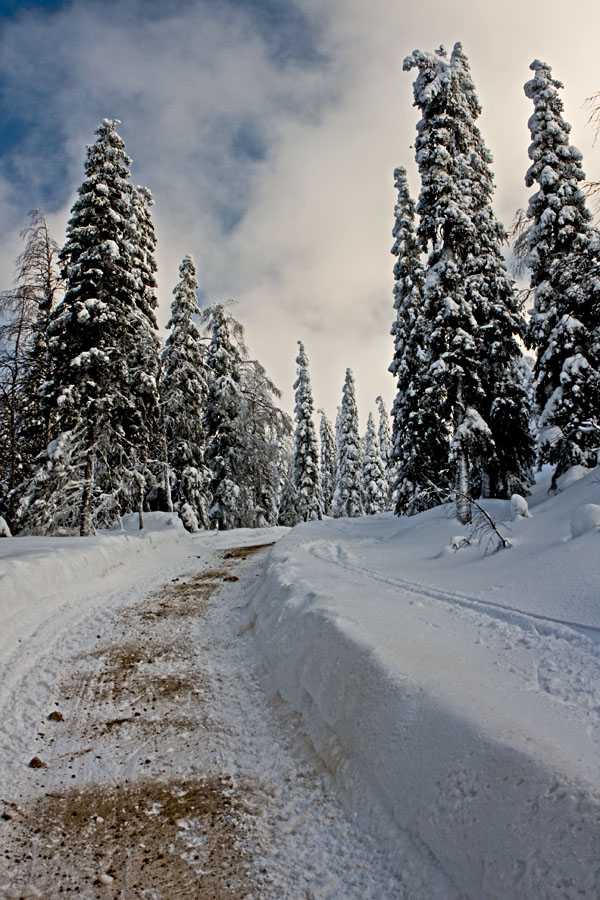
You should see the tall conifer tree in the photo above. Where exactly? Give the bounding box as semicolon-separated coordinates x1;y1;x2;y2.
160;255;209;531
319;409;337;516
21;120;157;534
524;60;600;484
289;341;322;522
333;369;364;518
389;166;448;514
402;44;533;520
362;412;388;515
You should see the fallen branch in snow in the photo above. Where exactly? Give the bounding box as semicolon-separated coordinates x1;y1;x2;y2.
425;480;512;553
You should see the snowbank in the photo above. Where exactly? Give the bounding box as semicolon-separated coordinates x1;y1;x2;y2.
246;469;600;899
0;513;190;649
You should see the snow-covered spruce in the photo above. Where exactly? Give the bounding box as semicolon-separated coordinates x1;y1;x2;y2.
375;396;393;504
524;60;600;485
204;303;290;529
319;409;337;517
203;303;247;530
362;412;388;515
126;184;163;514
159;255;209;531
279;341;322;525
333;369;364;518
388;165;446;515
403;45;533;522
237;357;291;527
451;45;534;499
19;120;161;535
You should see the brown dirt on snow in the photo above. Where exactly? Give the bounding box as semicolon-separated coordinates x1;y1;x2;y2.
0;546;272;899
1;776;253;899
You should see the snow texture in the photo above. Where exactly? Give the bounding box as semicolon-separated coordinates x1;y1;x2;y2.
246;465;600;899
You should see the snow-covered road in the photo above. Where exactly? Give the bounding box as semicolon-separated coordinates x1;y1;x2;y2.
0;522;448;899
1;465;599;899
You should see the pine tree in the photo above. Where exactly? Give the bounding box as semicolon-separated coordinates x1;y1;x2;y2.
20;120;153;534
318;409;337;516
287;341;322;523
375;396;392;471
403;44;533;521
388;166;447;514
203;303;246;530
0;212;63;527
333;369;364;518
238;358;291;527
362;412;388;515
402;49;482;523
451;44;535;497
524;60;600;485
159;255;209;531
126;185;162;512
374;396;393;510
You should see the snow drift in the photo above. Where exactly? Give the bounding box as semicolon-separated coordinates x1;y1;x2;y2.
246;467;600;899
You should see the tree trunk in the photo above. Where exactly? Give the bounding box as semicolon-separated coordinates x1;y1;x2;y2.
162;434;173;513
454;377;471;525
79;443;96;537
455;445;471;524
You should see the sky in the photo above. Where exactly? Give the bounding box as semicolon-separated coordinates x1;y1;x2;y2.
0;0;599;423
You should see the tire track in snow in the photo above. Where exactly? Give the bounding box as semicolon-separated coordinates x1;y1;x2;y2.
306;542;600;722
307;542;600;645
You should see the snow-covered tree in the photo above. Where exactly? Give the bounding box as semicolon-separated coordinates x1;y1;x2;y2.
203;303;246;530
403;47;484;523
238;357;291;527
0;212;63;526
318;409;337;516
524;60;600;484
402;44;533;521
388;166;447;514
203;302;289;529
282;341;322;524
126;186;162;493
451;45;535;498
20;120;157;534
362;412;388;515
159;255;209;531
375;396;392;471
333;369;364;518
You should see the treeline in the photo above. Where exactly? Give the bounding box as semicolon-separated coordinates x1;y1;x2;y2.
0;121;393;535
389;45;600;523
1;45;599;536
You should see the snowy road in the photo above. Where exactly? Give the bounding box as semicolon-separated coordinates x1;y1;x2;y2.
0;527;449;899
2;468;599;900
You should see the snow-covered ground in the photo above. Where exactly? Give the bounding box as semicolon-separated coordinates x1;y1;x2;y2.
246;466;600;899
0;468;598;898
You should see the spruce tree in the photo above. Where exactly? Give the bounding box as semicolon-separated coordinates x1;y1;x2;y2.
403;45;533;520
333;369;364;518
159;255;209;531
524;60;600;484
203;303;245;530
388;166;448;514
318;409;337;516
452;44;535;497
20;120;151;534
126;185;162;503
0;212;64;527
288;341;322;522
238;357;291;527
362;411;388;514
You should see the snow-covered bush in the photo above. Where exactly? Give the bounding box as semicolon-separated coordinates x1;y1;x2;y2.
571;504;600;539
